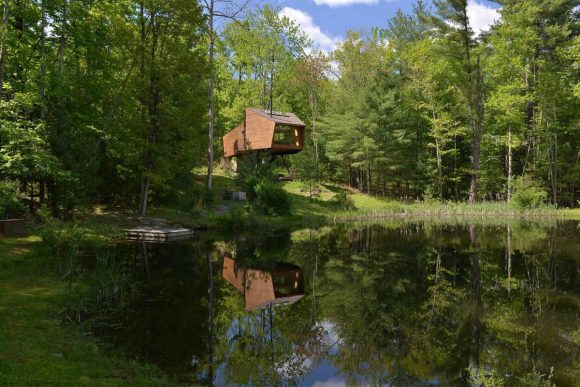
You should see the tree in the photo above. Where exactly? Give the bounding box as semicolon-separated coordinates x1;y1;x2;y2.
432;0;486;202
202;0;252;191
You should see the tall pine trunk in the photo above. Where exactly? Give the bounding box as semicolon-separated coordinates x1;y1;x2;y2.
469;55;484;203
138;2;149;216
58;0;67;73
206;0;215;190
571;150;579;207
140;13;161;217
507;127;513;201
40;0;46;120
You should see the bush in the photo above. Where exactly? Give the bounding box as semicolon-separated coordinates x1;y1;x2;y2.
512;176;547;209
331;191;355;210
253;180;291;216
0;180;24;218
243;174;262;202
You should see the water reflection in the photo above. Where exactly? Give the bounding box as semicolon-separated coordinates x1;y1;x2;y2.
222;257;305;311
92;222;580;386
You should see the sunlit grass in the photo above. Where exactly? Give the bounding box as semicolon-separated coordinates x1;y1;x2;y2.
561;208;580;220
280;181;563;221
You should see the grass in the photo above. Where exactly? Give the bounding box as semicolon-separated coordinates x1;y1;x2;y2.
280;180;565;221
561;208;580;220
0;234;168;386
178;169;573;228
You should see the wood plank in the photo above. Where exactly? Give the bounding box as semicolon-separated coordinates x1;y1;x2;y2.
245;109;275;150
124;227;194;241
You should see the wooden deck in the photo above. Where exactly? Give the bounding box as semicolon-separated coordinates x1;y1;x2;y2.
124;227;194;241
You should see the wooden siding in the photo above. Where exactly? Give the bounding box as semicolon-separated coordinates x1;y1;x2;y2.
223;108;306;158
245;109;276;150
223;124;245;158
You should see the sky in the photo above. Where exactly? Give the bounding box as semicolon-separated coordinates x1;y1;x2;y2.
263;0;501;52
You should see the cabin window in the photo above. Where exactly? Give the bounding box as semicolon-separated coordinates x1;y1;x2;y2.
273;125;300;146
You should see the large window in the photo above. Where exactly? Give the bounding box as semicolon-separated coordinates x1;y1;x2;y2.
273;125;299;146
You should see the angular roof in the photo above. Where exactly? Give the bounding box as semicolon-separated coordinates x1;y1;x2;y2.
247;108;305;126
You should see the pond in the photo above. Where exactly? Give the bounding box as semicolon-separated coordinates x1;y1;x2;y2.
91;221;580;386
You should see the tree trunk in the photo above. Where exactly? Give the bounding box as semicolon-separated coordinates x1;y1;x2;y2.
436;137;443;200
206;0;215;190
429;90;443;201
58;0;67;73
507;127;513;202
0;0;8;95
469;55;484;203
138;5;161;217
40;0;47;120
138;1;148;216
550;134;558;206
454;135;459;201
571;150;579;207
311;90;320;180
506;224;512;295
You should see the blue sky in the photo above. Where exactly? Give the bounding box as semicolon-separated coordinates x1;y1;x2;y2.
265;0;501;52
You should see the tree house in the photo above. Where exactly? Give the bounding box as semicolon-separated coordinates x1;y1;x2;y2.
223;108;305;158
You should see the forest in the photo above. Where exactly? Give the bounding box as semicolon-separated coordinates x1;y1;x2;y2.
0;0;578;219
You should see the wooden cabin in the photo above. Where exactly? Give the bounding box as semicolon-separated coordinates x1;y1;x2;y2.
222;257;305;311
223;108;305;158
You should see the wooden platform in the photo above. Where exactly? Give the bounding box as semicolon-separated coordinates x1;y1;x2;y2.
124;227;194;241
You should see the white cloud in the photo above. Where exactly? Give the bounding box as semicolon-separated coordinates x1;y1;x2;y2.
468;0;500;35
312;379;347;387
280;7;341;53
313;0;382;6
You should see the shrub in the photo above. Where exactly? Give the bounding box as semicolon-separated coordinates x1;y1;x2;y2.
331;191;355;210
512;176;547;209
243;174;262;202
0;180;24;218
253;180;291;216
467;365;504;386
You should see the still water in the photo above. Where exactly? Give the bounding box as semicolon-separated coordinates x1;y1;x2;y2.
97;221;579;386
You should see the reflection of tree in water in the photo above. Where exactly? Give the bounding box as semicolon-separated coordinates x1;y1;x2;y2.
301;223;579;385
89;222;579;385
97;240;214;384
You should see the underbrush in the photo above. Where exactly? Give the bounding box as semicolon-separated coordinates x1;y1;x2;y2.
40;221;130;324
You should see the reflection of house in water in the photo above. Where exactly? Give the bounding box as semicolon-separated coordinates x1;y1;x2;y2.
223;257;305;311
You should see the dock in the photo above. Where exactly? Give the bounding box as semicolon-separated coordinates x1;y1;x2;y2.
124;227;194;241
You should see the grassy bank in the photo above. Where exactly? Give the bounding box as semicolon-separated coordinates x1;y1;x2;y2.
0;234;168;386
34;169;576;240
164;170;570;230
281;181;563;219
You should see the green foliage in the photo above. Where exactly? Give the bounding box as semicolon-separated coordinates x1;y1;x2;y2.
331;191;356;211
517;368;555;387
253;180;292;216
209;207;250;231
512;176;548;209
467;365;505;386
242;174;262;202
0;180;24;218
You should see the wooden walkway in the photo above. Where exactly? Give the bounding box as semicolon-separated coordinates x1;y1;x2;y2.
124;226;193;242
